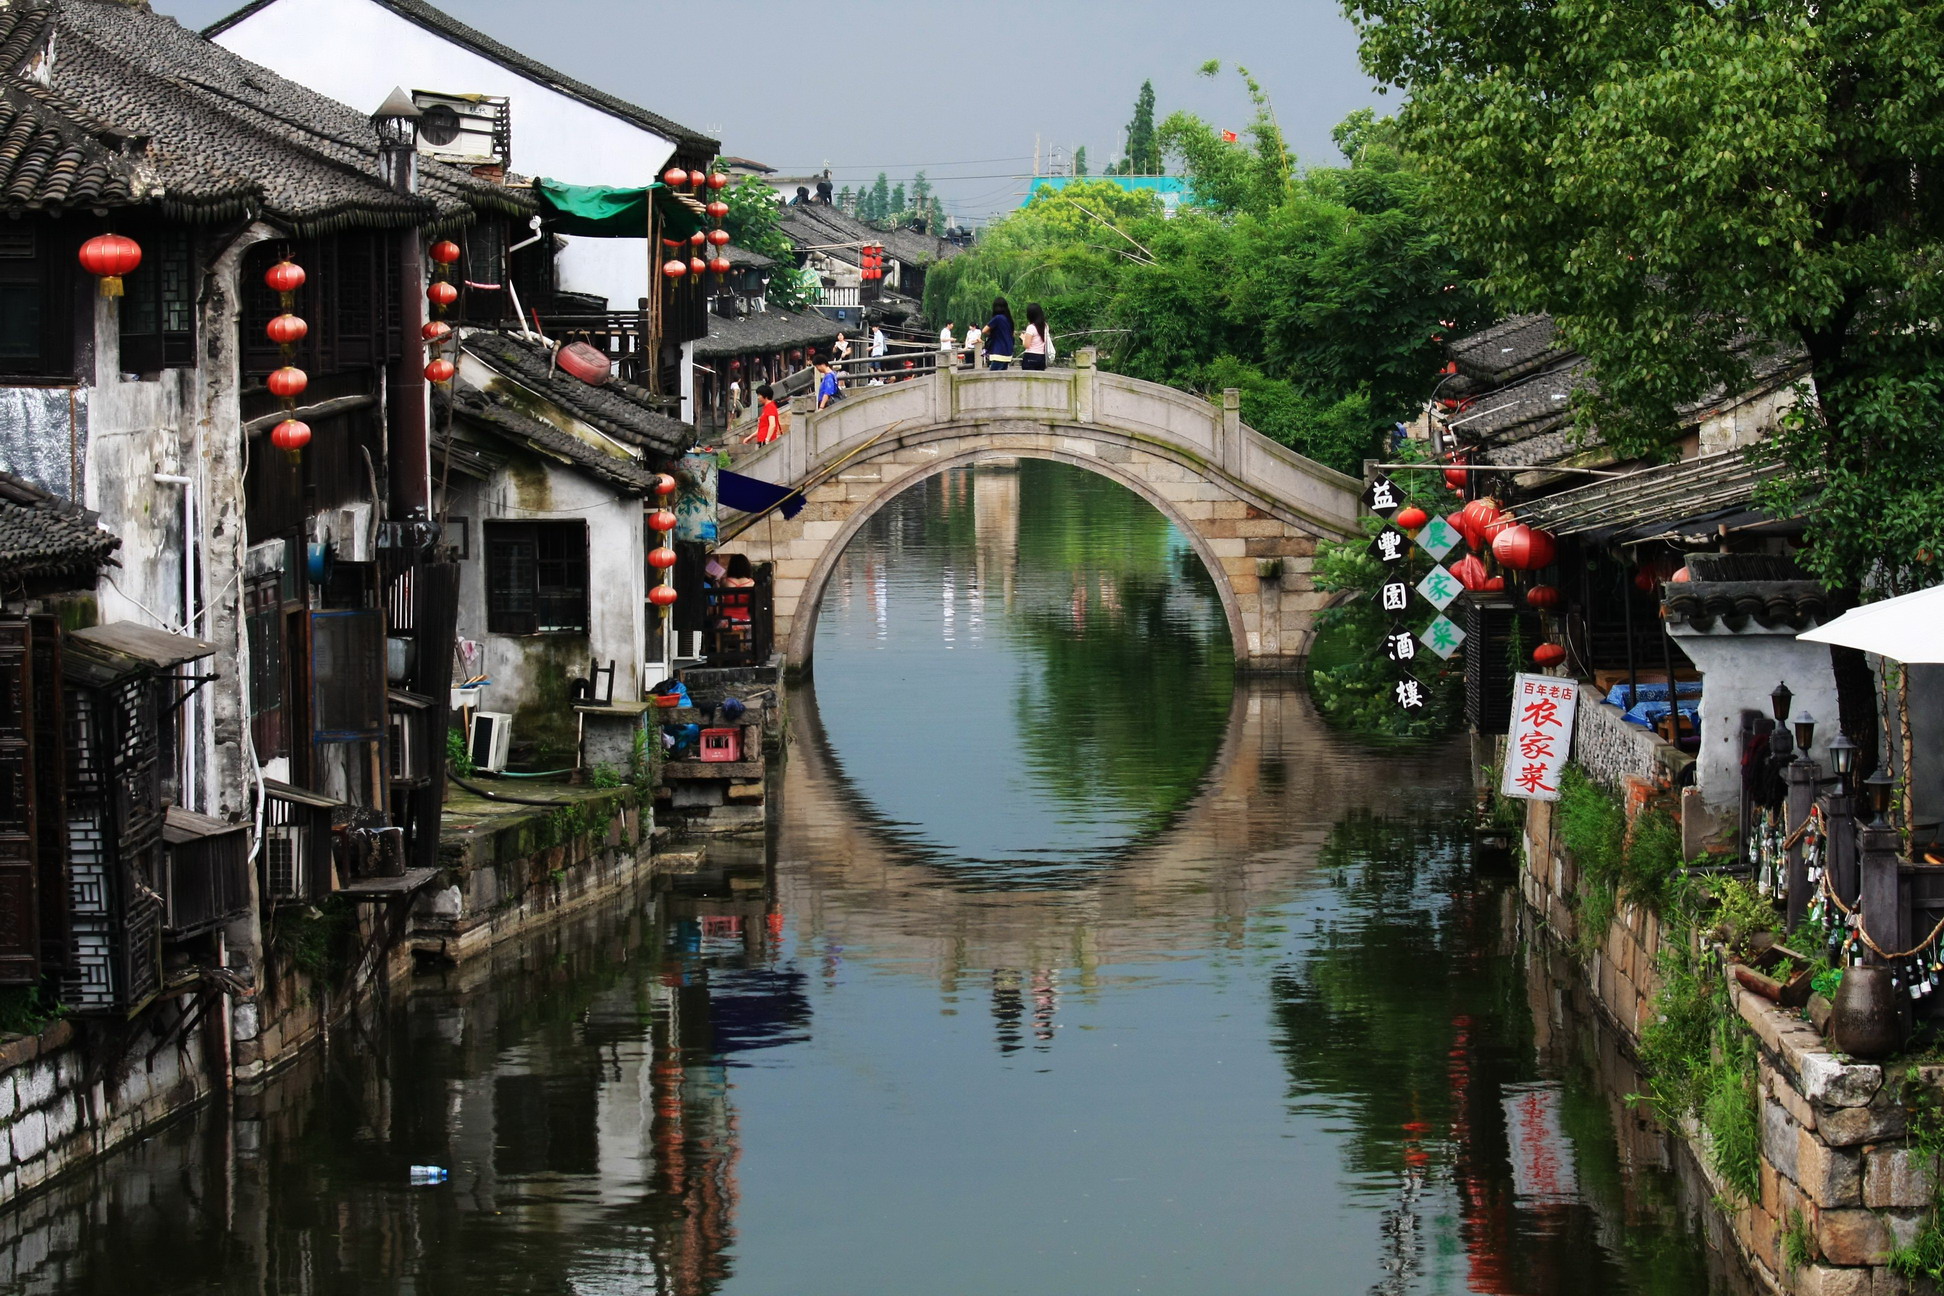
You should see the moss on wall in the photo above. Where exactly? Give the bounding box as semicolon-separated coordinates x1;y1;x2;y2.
510;636;586;767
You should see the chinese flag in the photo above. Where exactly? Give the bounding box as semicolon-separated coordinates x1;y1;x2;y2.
1221;130;1239;143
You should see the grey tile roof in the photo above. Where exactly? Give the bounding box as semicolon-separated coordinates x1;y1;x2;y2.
777;199;959;270
1445;358;1589;447
0;0;532;230
206;0;716;152
440;387;657;495
0;469;118;587
1447;315;1568;389
460;330;694;459
1664;581;1828;633
1515;449;1789;542
693;306;841;360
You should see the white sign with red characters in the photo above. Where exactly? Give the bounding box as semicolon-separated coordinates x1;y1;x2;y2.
1501;673;1579;802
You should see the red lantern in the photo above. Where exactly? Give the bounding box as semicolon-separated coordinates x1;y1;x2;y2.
707;201;730;221
269;418;311;451
649;509;678;533
1450;553;1490;591
266;313;308;346
422;320;452;342
428;281;459;307
78;233;142;297
1526;584;1562;611
689;171;706;191
267;366;308;399
1483;575;1507;591
649;584;679;607
653;473;678;496
264;260;306;295
663;259;688;278
1532;643;1567;668
429;239;462;265
662;238;685;250
1443;465;1469;490
1491;522;1557;571
710;257;732;275
425;358;456;384
1394;505;1429;531
707;171;728;190
689;257;707;277
1457;497;1501;550
1671;566;1691;582
708;228;731;246
648;546;678;569
663;167;689;189
690;231;707;247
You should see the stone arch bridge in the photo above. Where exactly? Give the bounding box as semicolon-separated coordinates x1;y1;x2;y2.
719;355;1362;670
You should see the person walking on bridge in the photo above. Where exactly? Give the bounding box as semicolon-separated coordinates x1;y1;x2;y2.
982;297;1015;371
1020;303;1054;372
816;359;842;410
869;324;888;374
744;383;781;445
939;322;957;370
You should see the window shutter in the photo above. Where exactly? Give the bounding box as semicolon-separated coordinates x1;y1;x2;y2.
0;620;38;984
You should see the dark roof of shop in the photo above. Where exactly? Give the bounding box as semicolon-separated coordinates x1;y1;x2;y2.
777;199;958;270
441;387;659;494
1447;315;1569;390
1516;449;1791;543
460;330;694;459
723;243;773;270
0;470;119;586
207;0;717;152
1445;358;1589;448
1663;581;1829;633
693;306;842;360
0;0;530;230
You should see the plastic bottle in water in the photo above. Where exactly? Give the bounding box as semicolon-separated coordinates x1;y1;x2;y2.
409;1165;449;1185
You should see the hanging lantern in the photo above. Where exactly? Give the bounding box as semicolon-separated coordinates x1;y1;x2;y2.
1456;497;1501;551
428;281;459;307
708;227;731;246
707;201;730;222
1526;584;1562;611
690;231;707;247
649;509;678;532
710;257;732;275
688;170;706;191
1532;643;1567;668
422;320;452;342
1394;505;1428;532
1671;566;1691;582
425;358;456;384
649;546;678;570
649;584;679;608
663;167;689;189
1443;465;1469;490
1491;522;1557;571
707;171;728;190
78;234;142;297
689;256;707;276
266;313;309;346
264;259;307;295
269;418;311;452
663;258;688;279
653;473;678;496
429;239;462;265
267;366;309;399
1450;553;1491;591
1483;575;1506;591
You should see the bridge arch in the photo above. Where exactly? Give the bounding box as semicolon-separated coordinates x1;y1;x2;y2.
719;357;1363;671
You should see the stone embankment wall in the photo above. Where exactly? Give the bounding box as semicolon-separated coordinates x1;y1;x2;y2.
1523;792;1943;1296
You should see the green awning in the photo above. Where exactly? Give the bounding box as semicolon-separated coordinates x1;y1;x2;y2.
533;179;707;240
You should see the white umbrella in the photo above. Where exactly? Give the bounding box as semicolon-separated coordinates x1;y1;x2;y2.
1798;584;1944;663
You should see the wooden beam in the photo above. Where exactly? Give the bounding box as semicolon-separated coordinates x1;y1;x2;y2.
243;394;378;436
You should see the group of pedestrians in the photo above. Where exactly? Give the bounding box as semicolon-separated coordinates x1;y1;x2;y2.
939;298;1055;372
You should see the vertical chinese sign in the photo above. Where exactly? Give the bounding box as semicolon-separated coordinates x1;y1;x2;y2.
1500;672;1578;801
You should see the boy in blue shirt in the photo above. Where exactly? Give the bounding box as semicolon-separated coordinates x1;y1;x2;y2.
815;360;841;409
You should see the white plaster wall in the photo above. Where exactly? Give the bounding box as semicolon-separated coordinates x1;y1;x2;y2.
1697;382;1802;456
1669;627;1840;813
214;0;678;308
444;464;645;732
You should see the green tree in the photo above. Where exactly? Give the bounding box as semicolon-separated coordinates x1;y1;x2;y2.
889;182;907;217
911;171;932;214
837;184;854;213
866;172;891;222
1345;0;1944;594
1122;80;1162;175
721;176;812;312
1073;145;1089;177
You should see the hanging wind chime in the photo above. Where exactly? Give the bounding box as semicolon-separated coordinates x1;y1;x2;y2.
264;257;311;459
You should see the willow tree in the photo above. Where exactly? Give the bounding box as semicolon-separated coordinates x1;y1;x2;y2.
1346;0;1944;594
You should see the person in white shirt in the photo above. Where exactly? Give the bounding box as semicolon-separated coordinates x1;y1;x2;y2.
938;323;956;371
869;325;887;373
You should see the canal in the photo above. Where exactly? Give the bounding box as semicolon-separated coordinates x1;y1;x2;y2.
0;460;1744;1294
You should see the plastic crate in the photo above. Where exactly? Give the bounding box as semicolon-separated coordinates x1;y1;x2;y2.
697;728;742;763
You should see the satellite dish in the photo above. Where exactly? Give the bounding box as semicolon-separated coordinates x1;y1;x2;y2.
419;103;462;147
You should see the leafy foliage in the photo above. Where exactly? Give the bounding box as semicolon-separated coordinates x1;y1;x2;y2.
722;177;813;311
1345;0;1944;592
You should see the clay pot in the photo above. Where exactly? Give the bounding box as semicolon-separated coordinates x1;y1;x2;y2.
1830;965;1903;1059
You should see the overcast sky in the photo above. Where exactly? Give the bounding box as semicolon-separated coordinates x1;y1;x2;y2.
160;0;1386;221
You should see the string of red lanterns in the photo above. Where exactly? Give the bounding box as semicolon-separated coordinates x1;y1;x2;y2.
263;257;310;456
425;236;462;386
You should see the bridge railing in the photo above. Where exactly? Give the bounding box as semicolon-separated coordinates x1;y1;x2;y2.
730;355;1362;536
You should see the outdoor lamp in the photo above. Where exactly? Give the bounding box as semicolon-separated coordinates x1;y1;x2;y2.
1771;681;1793;724
371;86;422;149
1828;732;1858;789
1866;771;1896;826
1792;712;1817;755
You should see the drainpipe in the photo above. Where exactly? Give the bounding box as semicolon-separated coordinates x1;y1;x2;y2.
155;471;201;810
375;89;429;522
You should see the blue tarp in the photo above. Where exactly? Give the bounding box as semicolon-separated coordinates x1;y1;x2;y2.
1622;701;1701;730
717;469;804;521
1606;681;1704;709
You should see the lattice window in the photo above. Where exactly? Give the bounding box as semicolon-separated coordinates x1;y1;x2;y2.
485;521;588;635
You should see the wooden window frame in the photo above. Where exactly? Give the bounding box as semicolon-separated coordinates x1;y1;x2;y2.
485;520;589;636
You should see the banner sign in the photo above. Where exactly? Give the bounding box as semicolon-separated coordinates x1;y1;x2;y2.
1501;673;1578;801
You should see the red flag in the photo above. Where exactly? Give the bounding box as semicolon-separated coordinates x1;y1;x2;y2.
1220;129;1239;143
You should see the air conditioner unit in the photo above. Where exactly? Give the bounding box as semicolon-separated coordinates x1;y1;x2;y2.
412;91;510;167
470;711;512;774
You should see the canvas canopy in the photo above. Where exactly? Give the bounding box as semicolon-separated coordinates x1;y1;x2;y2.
533;179;707;240
1798;584;1944;664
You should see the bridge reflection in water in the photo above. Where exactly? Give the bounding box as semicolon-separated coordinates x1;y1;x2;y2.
0;464;1744;1295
